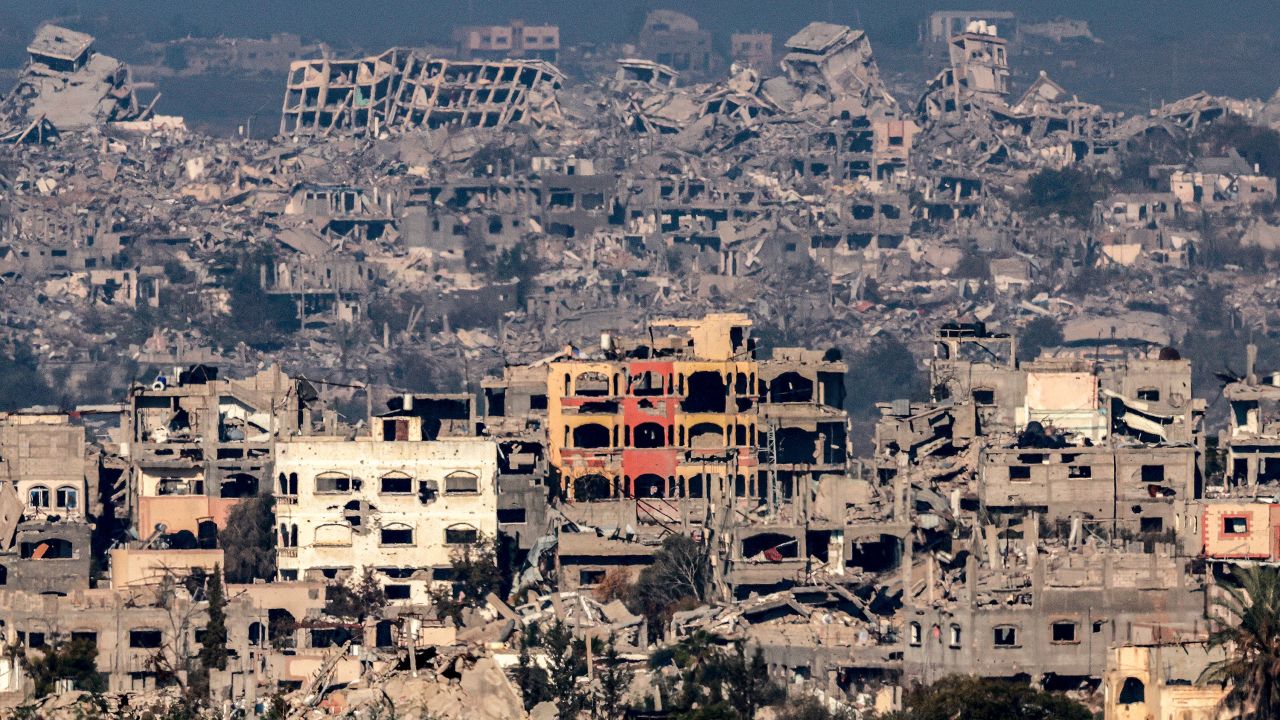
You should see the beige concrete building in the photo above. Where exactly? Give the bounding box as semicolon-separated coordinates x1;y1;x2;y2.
274;422;497;605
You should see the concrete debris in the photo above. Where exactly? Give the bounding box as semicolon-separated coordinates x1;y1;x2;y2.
1;9;1279;720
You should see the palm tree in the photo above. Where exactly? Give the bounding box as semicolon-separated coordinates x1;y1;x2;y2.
1199;564;1280;719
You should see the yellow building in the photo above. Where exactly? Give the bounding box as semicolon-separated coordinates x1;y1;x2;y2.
1105;645;1227;720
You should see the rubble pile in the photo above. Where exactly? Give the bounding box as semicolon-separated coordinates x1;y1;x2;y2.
3;11;1280;720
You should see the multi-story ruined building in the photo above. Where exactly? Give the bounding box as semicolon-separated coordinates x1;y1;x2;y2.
123;366;313;543
862;320;1214;694
0;412;96;595
482;313;855;597
279;49;563;137
273;404;497;604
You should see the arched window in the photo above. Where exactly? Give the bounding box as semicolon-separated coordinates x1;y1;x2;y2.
572;474;612;501
445;471;479;494
444;524;478;545
1118;677;1145;705
380;471;413;494
28;486;50;509
220;473;259;498
314;524;352;547
632;422;666;449
380;523;415;546
633;474;666;498
572;423;611;449
315;472;353;493
55;486;78;510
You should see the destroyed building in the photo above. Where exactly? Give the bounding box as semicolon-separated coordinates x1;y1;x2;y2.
0;24;146;143
1;6;1280;717
274;403;498;603
279;49;563;137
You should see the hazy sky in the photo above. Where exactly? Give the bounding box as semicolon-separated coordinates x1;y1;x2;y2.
2;0;1277;131
8;1;1279;49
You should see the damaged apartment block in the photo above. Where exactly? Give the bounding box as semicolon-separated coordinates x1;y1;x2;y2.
280;49;563;137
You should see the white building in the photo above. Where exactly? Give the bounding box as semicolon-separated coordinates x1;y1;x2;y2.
274;421;497;606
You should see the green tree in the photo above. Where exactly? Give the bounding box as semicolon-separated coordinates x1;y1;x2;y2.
198;564;228;673
631;534;709;637
325;569;387;622
430;532;505;623
494;237;544;304
222;495;276;583
725;643;783;719
1199;564;1280;719
1017;317;1064;363
1200;116;1280;176
220;246;296;349
897;675;1091;720
594;632;634;720
23;638;104;698
515;625;553;711
544;620;587;720
1021;167;1108;225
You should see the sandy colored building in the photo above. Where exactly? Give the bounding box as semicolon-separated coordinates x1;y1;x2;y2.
274;421;497;605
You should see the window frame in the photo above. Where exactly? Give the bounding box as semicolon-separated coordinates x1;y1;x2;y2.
1050;620;1079;644
28;485;51;508
444;471;480;495
993;625;1020;648
1222;514;1250;537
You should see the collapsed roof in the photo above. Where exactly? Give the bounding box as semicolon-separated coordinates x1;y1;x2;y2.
0;24;145;143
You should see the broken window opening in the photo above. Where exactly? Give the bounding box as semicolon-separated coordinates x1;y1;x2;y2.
315;472;353;493
574;372;611;397
28;486;50;508
219;473;259;499
380;525;415;546
1051;621;1078;643
573;474;613;501
634;474;667;498
1140;465;1165;483
1009;466;1031;481
908;622;922;646
21;538;74;559
1118;677;1145;705
742;532;798;560
382;418;410;441
498;507;526;523
993;625;1019;647
55;486;78;510
129;629;163;649
682;371;727;413
633;422;667;449
380;472;413;494
770;372;814;403
1223;516;1249;535
444;525;478;545
571;423;611;449
688;422;725;449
